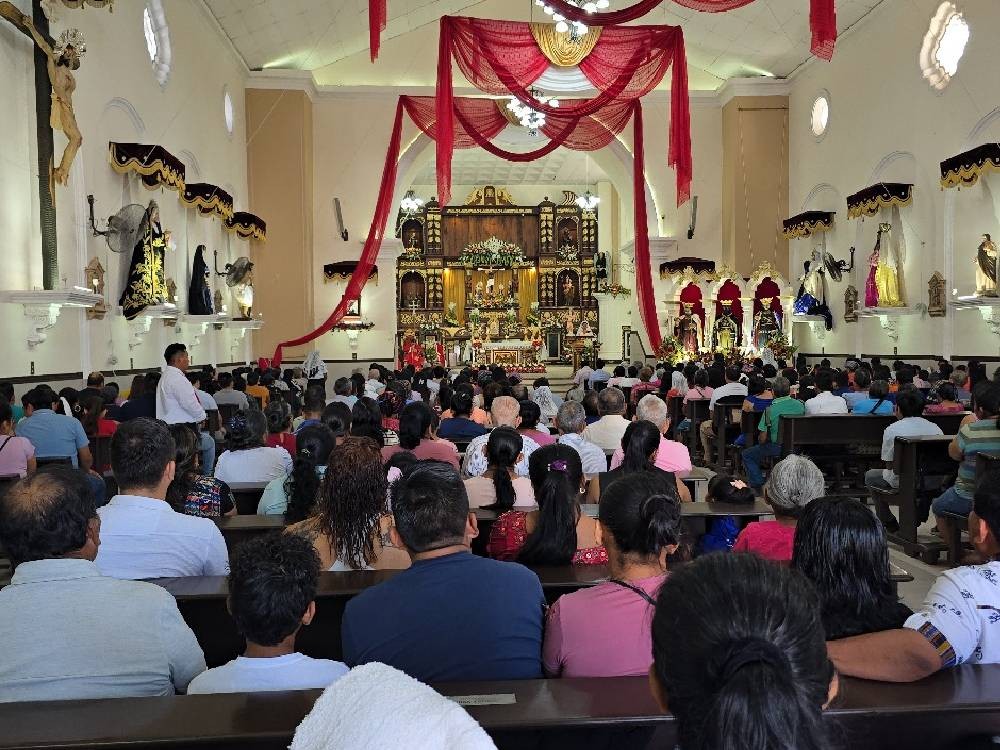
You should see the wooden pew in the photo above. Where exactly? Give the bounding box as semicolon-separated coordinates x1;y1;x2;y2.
977;451;1000;482
4;667;1000;750
685;398;710;457
215;514;285;552
711;396;748;473
870;436;955;562
150;565;611;668
779;413;969;459
228;482;269;515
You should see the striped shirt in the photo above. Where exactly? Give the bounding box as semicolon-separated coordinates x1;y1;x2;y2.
955;418;1000;498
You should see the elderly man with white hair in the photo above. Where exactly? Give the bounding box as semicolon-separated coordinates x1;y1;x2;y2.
556;401;607;479
733;454;826;562
460;396;539;478
608;394;692;478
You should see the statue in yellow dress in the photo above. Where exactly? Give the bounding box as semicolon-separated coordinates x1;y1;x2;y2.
865;223;904;307
712;300;740;353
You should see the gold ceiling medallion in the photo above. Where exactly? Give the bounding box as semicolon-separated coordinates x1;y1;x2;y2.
530;22;601;67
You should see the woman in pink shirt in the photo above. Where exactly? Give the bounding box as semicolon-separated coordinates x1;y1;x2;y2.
0;402;35;478
381;401;459;470
733;454;826;562
543;472;681;677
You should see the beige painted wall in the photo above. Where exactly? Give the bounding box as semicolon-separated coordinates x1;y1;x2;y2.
788;0;1000;359
246;89;314;361
722;96;789;277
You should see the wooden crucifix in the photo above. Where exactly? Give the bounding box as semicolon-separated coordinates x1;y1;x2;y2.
0;1;87;289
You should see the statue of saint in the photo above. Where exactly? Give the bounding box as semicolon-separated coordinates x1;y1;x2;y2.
865;223;903;307
674;302;702;354
560;274;578;306
976;234;997;297
119;201;169;320
752;298;783;349
794;250;833;330
712;301;739;353
0;4;84;185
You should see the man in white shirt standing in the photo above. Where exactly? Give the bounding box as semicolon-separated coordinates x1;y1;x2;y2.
187;532;348;694
96;418;229;579
555;401;606;479
699;366;748;464
157;343;214;472
0;466;206;701
804;369;848;415
583;387;631;452
829;468;1000;681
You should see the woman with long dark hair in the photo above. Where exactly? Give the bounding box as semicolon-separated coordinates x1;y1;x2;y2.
650;554;837;750
586;420;683;503
264;399;296;456
544;472;680;677
487;444;607;566
215;410;293;484
287;436;409;571
350;397;386;447
518;400;554;446
465;426;534;510
165;424;235;518
78;395;117;440
258;424;336;518
792;497;912;640
382;401;459;468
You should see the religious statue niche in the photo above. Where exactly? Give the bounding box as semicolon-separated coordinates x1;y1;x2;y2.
864;222;904;307
675;302;703;355
471;271;514;309
188;245;213;315
752;277;784;350
844;286;859;323
557;269;581;307
928;272;946;317
401;218;424;258
84;256;106;320
399;271;426;310
557;217;579;259
976;234;997;298
119;200;171;320
713;300;741;353
794;249;832;330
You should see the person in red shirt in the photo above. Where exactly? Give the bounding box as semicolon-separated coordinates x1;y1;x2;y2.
733;454;826;563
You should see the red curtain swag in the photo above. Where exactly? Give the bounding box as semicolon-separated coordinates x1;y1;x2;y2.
270;95;663;364
369;0;836;62
436;16;691;208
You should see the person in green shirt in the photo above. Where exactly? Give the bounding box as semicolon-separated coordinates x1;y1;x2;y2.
742;377;805;491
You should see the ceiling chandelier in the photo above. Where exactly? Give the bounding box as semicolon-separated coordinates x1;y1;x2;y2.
576;153;600;211
507;88;559;135
400;190;424;214
535;0;610;36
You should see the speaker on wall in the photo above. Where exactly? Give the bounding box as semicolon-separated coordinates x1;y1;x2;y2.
334;198;349;241
687;195;698;240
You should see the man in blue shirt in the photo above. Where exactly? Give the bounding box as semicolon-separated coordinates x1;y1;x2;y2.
16;385;105;505
341;461;545;682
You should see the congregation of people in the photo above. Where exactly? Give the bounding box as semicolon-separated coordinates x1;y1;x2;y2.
3;345;1000;749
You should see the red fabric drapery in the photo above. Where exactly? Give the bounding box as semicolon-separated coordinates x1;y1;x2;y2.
436;17;690;208
369;1;836;62
271;94;664;364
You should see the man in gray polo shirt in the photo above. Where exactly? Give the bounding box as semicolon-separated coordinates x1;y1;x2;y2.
0;466;206;701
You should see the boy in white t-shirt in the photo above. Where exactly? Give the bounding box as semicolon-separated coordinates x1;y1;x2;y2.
828;468;1000;681
187;532;347;694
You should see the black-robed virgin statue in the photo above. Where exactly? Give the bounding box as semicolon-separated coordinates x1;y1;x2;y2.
119;200;169;320
188;245;213;315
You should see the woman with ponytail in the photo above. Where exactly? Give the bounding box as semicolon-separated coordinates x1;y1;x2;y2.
586;420;690;503
487;444;607;565
258;424;336;518
544;472;680;677
465;426;534;510
650;553;837;750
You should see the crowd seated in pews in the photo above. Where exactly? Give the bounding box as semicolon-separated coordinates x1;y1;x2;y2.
7;351;1000;747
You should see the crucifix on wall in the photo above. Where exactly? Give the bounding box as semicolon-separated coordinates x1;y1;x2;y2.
0;1;89;289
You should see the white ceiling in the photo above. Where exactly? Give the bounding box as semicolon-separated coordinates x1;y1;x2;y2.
205;0;887;85
411;144;610;187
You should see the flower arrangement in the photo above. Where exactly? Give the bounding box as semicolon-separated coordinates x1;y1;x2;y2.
557;244;579;262
459;236;526;268
443;301;460;327
333;320;375;331
656;335;684;364
767;331;797;361
507;363;546;374
597;282;632;298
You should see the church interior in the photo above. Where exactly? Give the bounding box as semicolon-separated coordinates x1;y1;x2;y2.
2;0;1000;747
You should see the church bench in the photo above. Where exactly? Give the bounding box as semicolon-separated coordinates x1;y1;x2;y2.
148;565;611;668
227;482;270;515
685;398;710;457
3;667;1000;750
870;436;955;562
710;396;748;473
977;451;1000;482
215;513;285;551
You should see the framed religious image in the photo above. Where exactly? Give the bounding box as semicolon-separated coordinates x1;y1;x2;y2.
346;298;361;318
